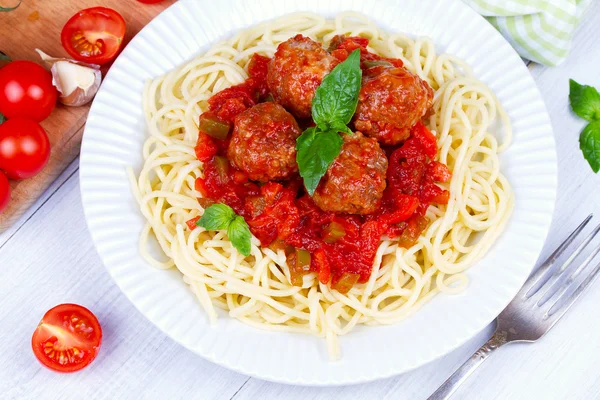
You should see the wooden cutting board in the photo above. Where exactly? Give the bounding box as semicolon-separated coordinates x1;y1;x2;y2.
0;0;176;232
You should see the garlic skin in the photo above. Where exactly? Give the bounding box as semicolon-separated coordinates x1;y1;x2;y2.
35;49;102;107
51;61;101;106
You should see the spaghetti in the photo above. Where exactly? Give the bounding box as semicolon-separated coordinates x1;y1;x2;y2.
129;12;514;360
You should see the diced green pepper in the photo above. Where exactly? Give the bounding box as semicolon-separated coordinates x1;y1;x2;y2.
363;60;393;69
288;248;312;286
246;195;266;217
332;272;360;294
322;221;346;243
213;155;230;185
398;215;429;248
199;112;231;140
296;249;311;271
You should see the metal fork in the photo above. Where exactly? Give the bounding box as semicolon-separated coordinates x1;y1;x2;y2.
429;214;600;399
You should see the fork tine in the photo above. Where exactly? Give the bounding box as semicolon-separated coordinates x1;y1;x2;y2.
529;222;600;303
544;259;600;327
525;214;594;297
538;240;600;307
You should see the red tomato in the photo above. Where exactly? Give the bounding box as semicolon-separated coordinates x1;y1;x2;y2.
186;216;200;230
0;171;10;213
0;118;51;180
247;54;271;98
194;132;218;162
412;122;438;159
0;61;57;122
61;7;126;65
32;304;102;373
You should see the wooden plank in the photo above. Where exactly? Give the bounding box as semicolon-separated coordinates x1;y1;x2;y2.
0;158;78;249
0;0;176;233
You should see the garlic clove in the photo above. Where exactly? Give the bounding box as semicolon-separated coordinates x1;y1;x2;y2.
35;49;102;107
51;61;102;106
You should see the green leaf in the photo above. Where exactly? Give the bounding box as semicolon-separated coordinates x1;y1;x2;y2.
197;203;252;256
298;48;361;196
296;128;344;195
569;79;600;121
197;204;236;231
579;121;600;173
311;49;362;127
0;51;10;62
228;216;252;256
329;120;353;135
316;122;329;132
0;0;21;11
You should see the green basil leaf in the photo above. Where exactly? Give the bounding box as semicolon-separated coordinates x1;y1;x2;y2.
197;203;236;231
316;122;329;132
580;120;600;173
228;215;252;256
569;79;600;121
296;127;344;195
330;120;353;135
0;51;10;62
0;0;21;11
311;49;362;127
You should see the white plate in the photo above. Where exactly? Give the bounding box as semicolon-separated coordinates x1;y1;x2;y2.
80;0;557;385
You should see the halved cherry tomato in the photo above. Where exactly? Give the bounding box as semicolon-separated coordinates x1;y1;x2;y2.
61;7;126;65
0;171;10;213
32;304;102;373
0;118;51;180
0;60;57;122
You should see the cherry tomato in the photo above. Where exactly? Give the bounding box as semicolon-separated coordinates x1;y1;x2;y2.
0;61;57;122
0;118;51;180
136;0;165;3
32;304;102;373
61;7;126;65
0;172;10;213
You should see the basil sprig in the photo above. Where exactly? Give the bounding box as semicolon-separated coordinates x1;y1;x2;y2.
296;49;362;195
569;79;600;173
197;204;252;256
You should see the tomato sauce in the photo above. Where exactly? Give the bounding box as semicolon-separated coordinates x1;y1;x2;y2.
328;36;404;68
191;52;451;294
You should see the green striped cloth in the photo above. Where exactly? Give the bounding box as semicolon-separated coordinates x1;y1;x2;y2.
463;0;592;66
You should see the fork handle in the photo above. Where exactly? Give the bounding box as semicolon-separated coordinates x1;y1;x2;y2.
428;330;508;400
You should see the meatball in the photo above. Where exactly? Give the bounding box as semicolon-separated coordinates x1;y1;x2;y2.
312;132;387;215
353;66;433;145
267;35;338;118
227;102;301;182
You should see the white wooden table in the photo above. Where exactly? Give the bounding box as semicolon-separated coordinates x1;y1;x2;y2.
2;3;600;399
